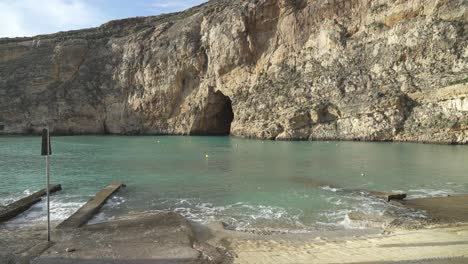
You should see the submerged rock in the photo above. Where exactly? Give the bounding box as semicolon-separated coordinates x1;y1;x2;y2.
0;0;467;144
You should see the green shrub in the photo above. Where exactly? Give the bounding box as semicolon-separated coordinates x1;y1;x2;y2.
449;77;468;86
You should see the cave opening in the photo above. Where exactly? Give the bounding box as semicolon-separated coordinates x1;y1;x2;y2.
191;90;234;136
212;91;234;135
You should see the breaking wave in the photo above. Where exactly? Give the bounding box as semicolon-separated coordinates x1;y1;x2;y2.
0;187;457;232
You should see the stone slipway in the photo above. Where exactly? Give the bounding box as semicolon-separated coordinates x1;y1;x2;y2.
32;213;226;264
400;194;468;223
0;184;62;223
57;182;124;229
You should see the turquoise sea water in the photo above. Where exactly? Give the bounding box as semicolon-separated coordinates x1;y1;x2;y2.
1;136;467;231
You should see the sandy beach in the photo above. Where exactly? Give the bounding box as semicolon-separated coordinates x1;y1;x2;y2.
191;215;468;264
223;224;468;264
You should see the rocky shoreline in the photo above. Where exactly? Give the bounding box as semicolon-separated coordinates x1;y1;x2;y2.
0;0;467;144
1;211;468;264
0;213;233;264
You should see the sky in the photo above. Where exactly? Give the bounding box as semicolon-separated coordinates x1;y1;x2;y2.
0;0;207;38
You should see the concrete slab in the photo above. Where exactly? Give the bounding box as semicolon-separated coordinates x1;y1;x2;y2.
34;213;202;264
57;182;124;229
29;184;62;200
0;196;41;223
400;195;468;223
0;184;62;223
369;191;407;202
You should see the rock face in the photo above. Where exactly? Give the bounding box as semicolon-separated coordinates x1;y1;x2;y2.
0;0;467;144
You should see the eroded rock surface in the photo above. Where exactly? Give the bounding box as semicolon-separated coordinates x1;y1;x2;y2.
0;213;228;264
0;0;467;143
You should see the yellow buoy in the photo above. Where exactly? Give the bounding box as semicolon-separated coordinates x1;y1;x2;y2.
205;154;209;159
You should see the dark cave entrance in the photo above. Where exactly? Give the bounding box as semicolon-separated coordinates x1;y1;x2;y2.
212;91;234;135
191;90;234;136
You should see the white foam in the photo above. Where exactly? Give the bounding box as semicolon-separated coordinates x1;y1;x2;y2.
152;193;432;232
147;198;308;231
321;186;341;192
339;214;366;230
407;189;454;199
319;193;398;230
0;188;437;232
87;195;126;224
88;212;116;225
4;198;85;228
3;194;128;227
325;197;344;205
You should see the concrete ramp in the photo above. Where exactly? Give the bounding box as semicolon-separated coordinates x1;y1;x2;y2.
0;184;62;223
368;191;407;202
400;194;468;223
57;182;124;229
34;213;213;264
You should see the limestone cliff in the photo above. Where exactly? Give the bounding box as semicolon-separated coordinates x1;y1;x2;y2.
0;0;467;144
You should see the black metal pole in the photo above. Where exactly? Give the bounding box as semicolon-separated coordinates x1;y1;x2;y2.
46;127;50;242
42;128;51;242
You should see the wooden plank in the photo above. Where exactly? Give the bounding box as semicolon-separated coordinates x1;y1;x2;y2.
399;194;468;223
0;184;62;223
57;182;124;229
